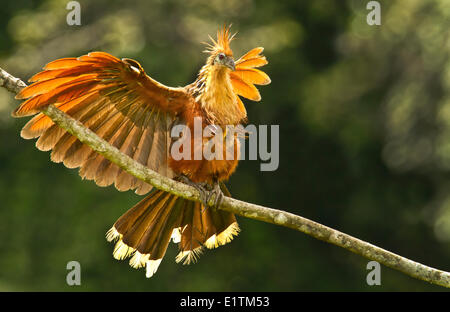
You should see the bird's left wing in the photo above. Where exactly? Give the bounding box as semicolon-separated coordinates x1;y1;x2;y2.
13;52;192;195
229;47;271;115
230;47;271;101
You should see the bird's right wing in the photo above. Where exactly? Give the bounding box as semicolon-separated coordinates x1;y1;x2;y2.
13;52;193;195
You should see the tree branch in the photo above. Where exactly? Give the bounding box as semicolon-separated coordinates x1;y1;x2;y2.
1;66;449;288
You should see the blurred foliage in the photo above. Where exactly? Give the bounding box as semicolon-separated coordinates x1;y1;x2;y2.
0;0;449;291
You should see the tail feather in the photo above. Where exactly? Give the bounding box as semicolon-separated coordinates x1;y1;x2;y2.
176;201;206;265
134;194;176;253
106;185;239;277
114;191;168;248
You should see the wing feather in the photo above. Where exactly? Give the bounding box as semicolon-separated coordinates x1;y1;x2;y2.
235;47;264;63
13;51;193;195
231;47;269;102
230;75;261;101
230;68;271;86
235;57;268;69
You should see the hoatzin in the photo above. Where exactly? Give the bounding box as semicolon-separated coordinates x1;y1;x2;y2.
12;26;270;277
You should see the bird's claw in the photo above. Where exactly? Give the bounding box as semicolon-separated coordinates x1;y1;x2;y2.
178;175;224;211
208;181;224;210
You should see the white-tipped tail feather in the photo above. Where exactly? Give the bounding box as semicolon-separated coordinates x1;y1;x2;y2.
107;226;162;277
105;194;240;278
106;227;121;242
146;259;162;278
175;222;240;264
205;222;240;249
113;240;135;260
130;251;150;269
171;227;182;243
204;234;218;249
175;247;204;265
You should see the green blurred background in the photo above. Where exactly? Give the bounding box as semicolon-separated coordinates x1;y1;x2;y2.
0;0;449;291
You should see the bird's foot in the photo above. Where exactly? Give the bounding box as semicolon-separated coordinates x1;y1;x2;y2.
208;181;224;210
178;175;210;207
178;175;224;210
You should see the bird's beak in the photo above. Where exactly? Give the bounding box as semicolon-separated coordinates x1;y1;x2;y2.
225;57;236;71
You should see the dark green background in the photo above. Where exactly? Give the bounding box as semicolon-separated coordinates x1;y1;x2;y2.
0;0;449;291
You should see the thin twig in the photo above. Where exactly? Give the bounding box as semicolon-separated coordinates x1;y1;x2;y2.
1;66;449;288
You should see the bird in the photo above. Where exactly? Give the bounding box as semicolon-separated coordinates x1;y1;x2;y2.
12;25;271;278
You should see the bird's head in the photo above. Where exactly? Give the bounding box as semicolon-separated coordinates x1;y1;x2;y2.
213;52;235;71
196;24;270;124
204;25;236;71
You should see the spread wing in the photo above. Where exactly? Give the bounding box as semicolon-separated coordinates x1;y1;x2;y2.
230;47;271;102
13;52;193;195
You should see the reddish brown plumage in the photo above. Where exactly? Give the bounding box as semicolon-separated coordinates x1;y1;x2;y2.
13;25;270;277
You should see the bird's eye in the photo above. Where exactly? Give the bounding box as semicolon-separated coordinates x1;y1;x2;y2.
218;53;225;60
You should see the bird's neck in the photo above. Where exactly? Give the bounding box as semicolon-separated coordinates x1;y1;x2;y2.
192;65;246;125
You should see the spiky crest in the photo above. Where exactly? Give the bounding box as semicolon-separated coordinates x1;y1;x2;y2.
203;24;236;57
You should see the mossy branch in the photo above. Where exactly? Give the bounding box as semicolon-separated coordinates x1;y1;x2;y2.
1;66;449;288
